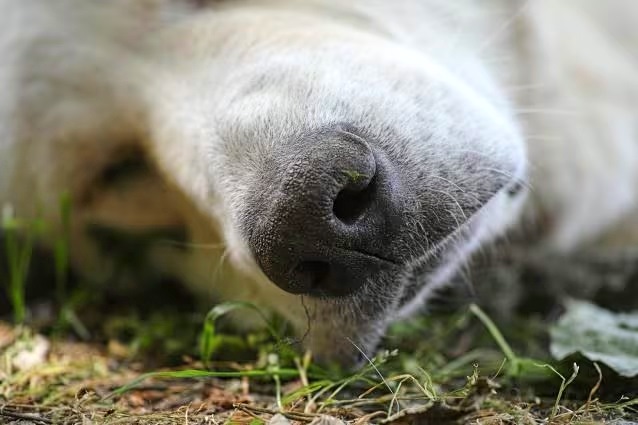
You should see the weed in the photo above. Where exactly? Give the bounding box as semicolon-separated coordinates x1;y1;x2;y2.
470;303;553;381
1;205;45;324
198;300;282;368
541;362;580;419
54;192;71;308
109;367;302;397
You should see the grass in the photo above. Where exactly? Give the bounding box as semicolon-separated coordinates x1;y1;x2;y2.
2;205;45;324
54;192;71;307
1;206;637;423
1;305;637;423
199;301;282;368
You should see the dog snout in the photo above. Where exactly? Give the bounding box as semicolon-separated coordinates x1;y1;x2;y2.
248;128;401;297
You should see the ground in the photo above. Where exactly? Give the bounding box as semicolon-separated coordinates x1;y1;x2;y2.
1;297;637;424
1;215;637;424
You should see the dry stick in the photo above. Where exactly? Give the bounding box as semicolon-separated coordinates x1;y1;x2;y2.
0;408;52;424
293;354;314;414
233;405;264;422
235;403;318;422
585;363;603;413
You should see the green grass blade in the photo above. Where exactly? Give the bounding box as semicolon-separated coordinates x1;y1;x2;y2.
199;301;278;367
109;368;301;398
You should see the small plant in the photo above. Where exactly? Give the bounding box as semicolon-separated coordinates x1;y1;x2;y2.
54;192;71;308
2;204;45;324
198;300;281;368
1;194;87;335
50;193;91;339
469;303;552;381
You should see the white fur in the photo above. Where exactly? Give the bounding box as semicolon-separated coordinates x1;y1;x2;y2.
1;0;636;361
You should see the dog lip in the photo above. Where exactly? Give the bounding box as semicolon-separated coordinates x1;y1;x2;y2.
298;247;400;299
337;247;400;266
298;188;503;300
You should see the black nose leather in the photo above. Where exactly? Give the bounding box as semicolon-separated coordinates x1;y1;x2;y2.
248;128;401;297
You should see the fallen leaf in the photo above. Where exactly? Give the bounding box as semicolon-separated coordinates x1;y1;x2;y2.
550;300;638;377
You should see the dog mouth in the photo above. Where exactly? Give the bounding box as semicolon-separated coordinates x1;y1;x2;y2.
296;248;401;298
243;117;526;300
299;182;521;301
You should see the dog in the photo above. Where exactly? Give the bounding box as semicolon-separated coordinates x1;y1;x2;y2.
1;0;636;365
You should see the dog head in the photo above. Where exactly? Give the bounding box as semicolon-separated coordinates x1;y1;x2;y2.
146;6;528;365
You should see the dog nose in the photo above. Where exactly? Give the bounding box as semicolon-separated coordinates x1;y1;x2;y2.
249;128;400;297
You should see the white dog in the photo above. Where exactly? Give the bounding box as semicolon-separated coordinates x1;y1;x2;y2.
1;0;636;365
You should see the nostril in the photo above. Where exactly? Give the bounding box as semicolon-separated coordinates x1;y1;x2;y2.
333;175;377;225
248;127;391;297
292;260;331;292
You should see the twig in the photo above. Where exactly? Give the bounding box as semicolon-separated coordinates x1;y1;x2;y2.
234;403;318;422
585;363;603;412
0;408;52;424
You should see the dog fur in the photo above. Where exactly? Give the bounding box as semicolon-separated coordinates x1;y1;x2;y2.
1;0;637;365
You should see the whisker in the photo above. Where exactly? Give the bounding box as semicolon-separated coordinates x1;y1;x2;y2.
524;134;564;142
209;247;230;289
429;175;483;206
503;83;548;93
514;108;580;116
475;0;532;55
345;336;397;413
425;188;469;224
158;239;226;250
475;167;534;192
